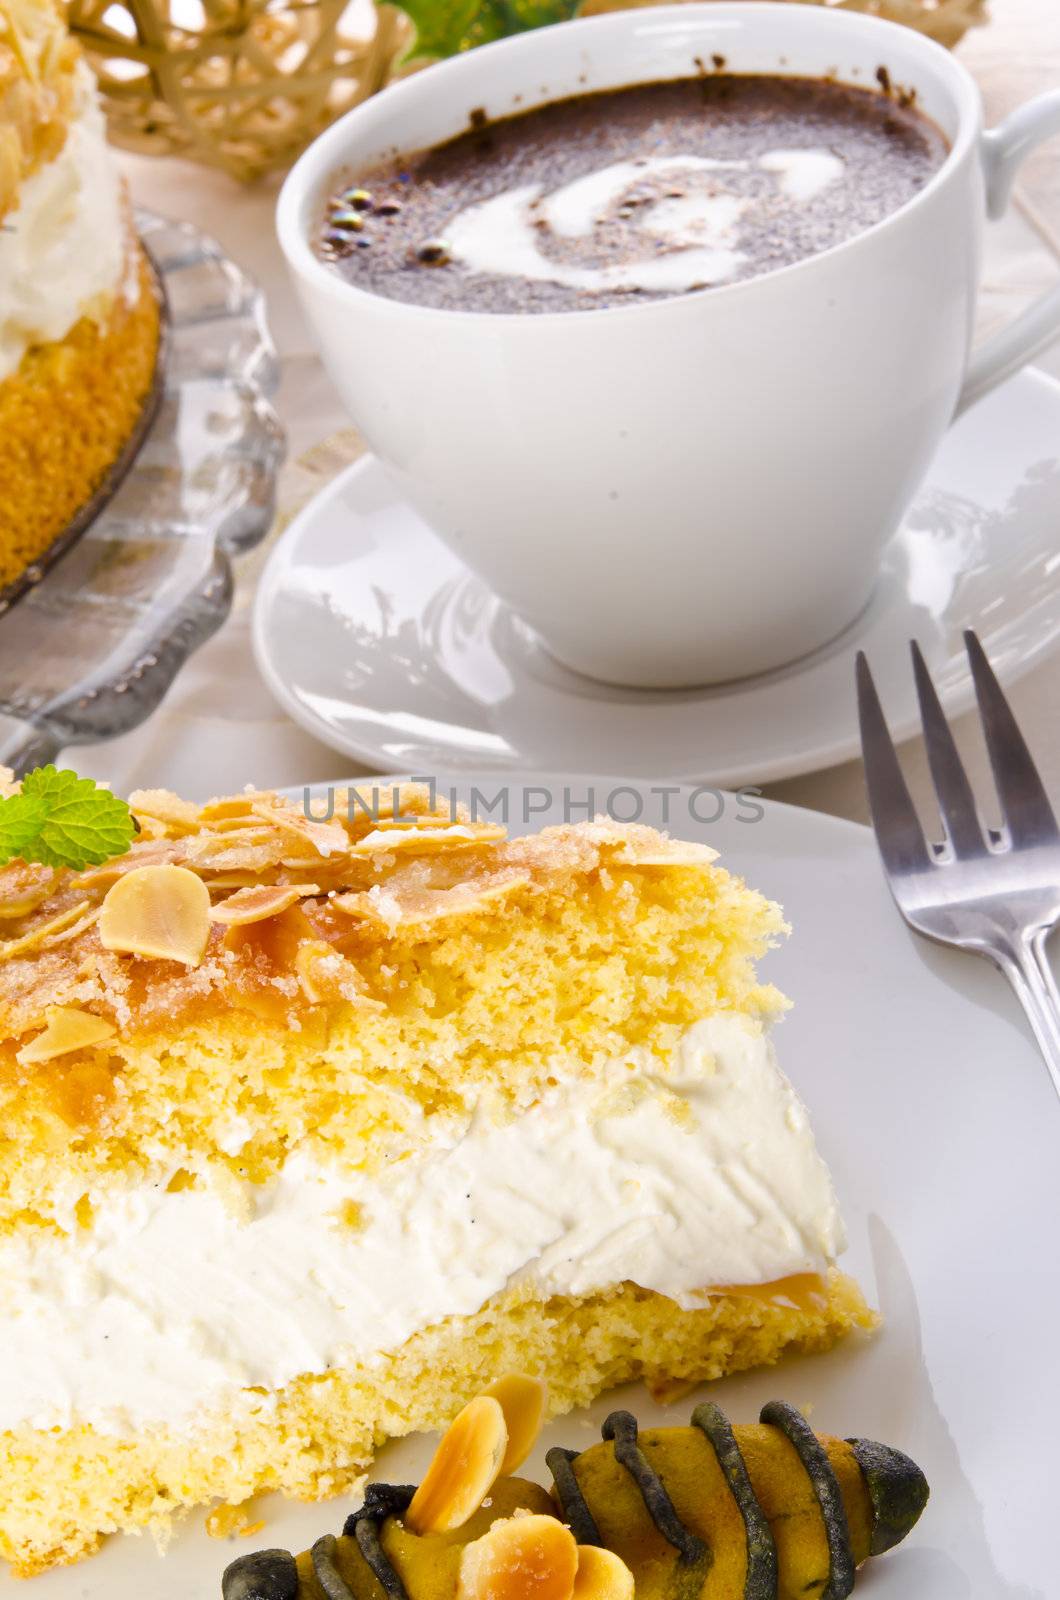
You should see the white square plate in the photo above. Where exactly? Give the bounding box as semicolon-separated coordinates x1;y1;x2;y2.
8;779;1055;1599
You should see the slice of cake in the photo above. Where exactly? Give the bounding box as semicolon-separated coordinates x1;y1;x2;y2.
0;0;160;589
0;783;874;1576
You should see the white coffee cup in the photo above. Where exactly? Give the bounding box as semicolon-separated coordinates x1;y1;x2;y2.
278;3;1060;688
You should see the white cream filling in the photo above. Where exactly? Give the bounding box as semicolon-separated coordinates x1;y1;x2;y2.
443;148;844;296
0;1014;844;1434
0;64;127;384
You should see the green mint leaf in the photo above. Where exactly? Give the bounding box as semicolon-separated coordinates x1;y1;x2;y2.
8;766;136;870
397;0;579;62
0;793;48;865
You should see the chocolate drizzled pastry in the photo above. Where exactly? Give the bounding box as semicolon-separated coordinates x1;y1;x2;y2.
222;1396;928;1600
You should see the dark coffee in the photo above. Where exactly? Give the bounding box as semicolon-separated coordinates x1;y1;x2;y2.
318;74;947;314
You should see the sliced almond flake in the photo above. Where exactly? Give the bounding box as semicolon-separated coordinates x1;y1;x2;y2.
394;876;531;927
563;820;662;853
349;823;507;856
0;891;53;921
345;782;435;820
457;1515;578;1600
198;872;271;890
99;865;211;966
485;1375;548;1474
333;869;530;930
407;1396;508;1536
210;885;321;927
201;815;282;836
562;820;718;867
0;765;19;799
198;801;252;822
130;815;172;843
187;827;278;856
221;901;314;957
250;802;350;858
277;850;345;871
76;840;183;889
0;867;56;920
336;784;471;832
0;902;93;961
331;886;402;931
615;841;719;867
16;1005;117;1065
129;789;202;833
40;905;101;947
353;810;473;832
294;940;383;1007
185;841;283;873
363;813;457;830
198;792;274;821
572;1545;635;1600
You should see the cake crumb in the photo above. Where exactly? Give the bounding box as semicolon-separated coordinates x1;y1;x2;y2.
206;1500;264;1540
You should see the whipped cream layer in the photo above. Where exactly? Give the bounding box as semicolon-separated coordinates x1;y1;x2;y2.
0;1015;843;1434
0;64;128;383
444;149;844;297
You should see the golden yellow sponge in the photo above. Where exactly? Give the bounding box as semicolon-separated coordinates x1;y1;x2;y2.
0;786;786;1231
0;1275;875;1577
0;234;160;589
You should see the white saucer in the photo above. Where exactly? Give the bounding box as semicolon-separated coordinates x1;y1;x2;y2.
254;368;1060;784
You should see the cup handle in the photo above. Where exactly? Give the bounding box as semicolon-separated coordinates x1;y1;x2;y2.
957;90;1060;416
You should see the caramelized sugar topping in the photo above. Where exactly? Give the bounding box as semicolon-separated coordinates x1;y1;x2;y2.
0;781;720;1050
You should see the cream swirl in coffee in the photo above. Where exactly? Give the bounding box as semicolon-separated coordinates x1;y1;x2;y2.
443;150;845;296
318;76;947;314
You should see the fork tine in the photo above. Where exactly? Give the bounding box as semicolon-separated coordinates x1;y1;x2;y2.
856;651;933;877
910;641;983;856
964;630;1060;848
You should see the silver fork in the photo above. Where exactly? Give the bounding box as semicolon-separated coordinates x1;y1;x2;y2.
857;631;1060;1102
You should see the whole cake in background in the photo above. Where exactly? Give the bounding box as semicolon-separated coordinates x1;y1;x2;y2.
0;781;874;1575
0;0;160;586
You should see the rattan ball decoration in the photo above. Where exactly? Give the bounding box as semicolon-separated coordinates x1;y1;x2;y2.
67;0;987;183
581;0;988;50
785;0;987;50
66;0;411;181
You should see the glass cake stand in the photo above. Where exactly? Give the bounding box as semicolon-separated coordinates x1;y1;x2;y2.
0;209;285;777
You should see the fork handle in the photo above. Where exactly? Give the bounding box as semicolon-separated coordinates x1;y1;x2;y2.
992;934;1060;1103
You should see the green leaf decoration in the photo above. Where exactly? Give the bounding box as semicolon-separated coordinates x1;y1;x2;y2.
397;0;581;64
0;767;136;871
0;794;47;866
